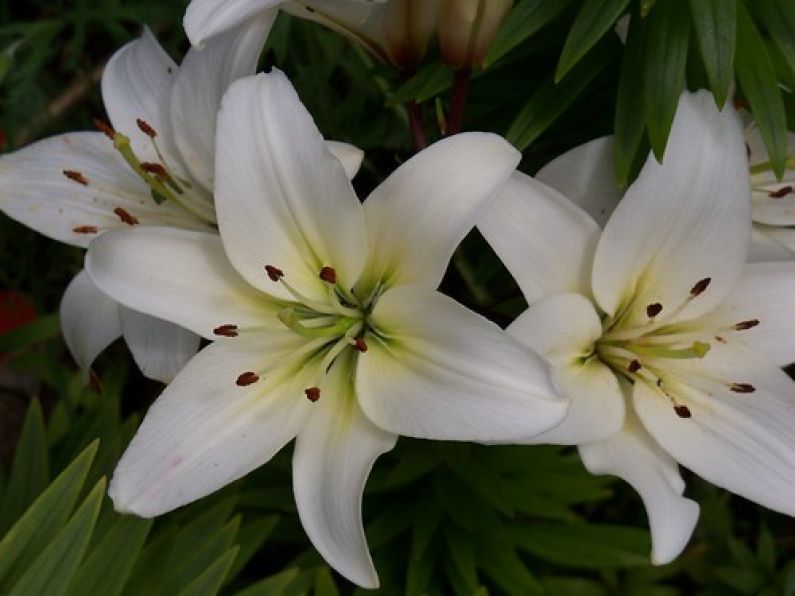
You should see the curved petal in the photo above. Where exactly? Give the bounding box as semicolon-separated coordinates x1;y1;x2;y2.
60;270;122;377
0;132;208;248
633;342;795;518
357;285;567;443
579;411;700;565
478;172;600;305
508;294;624;444
326;141;364;180
86;227;281;340
171;12;275;192
120;308;201;383
293;357;396;589
535;136;621;228
591;90;750;327
109;333;313;517
215;70;367;302
749;226;795;262
184;0;282;47
359;132;520;293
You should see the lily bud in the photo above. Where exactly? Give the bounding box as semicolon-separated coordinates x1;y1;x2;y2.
438;0;513;71
381;0;438;70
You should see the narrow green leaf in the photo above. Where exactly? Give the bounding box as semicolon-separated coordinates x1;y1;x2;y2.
486;0;574;66
756;0;795;78
224;515;278;583
388;62;453;106
0;313;59;353
233;568;301;596
688;0;736;108
313;568;339;596
444;525;478;592
8;478;105;596
555;0;631;81
0;398;49;534
735;0;788;178
66;515;153;596
0;441;98;590
643;0;690;161
176;547;239;596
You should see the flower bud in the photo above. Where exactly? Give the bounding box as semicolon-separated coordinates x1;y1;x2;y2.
438;0;513;71
381;0;438;70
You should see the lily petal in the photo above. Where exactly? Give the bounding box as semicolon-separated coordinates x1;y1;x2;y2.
359;132;519;293
633;342;795;518
293;357;396;589
749;226;795;262
60;270;122;377
184;0;282;47
215;70;367;301
535;136;621;228
120;308;201;383
579;410;700;565
591;91;750;326
0;132;207;248
326;141;365;180
109;334;313;517
508;293;624;444
86;226;280;339
357;285;566;442
478;172;600;304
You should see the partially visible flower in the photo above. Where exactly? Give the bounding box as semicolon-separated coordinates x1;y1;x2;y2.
437;0;513;71
85;69;566;588
479;90;795;565
0;22;361;382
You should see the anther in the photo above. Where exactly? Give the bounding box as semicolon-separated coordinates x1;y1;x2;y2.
63;170;88;186
674;405;692;418
213;324;239;337
113;207;139;225
646;303;663;318
730;383;756;393
93;118;115;140
73;225;98;234
305;387;321;402
353;337;368;352
690;278;711;297
319;266;337;284
235;371;259;386
140;162;168;177
769;186;793;198
265;265;284;282
734;319;760;331
627;359;641;373
136;118;157;138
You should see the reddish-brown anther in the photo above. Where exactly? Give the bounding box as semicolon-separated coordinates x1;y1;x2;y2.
319;266;337;284
730;383;756;393
213;324;239;337
305;387;321;402
136;118;157;137
646;303;663;318
236;371;259;386
627;359;642;373
353;337;368;352
690;277;711;297
140;162;168;177
114;207;139;226
73;225;98;234
93;118;115;140
265;265;284;282
734;319;760;330
63;170;88;186
674;405;692;418
769;186;793;198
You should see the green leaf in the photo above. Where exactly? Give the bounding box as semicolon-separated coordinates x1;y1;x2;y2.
313;568;339;596
388;62;453;106
756;0;795;78
0;398;49;534
643;0;691;161
735;0;788;178
225;515;278;583
234;568;302;596
0;313;59;353
8;478;105;596
176;547;239;596
66;515;153;596
486;0;574;66
444;525;478;592
688;0;736;108
0;441;98;590
555;0;630;81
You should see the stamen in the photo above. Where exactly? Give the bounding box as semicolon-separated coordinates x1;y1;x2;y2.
646;303;663;318
213;324;239;337
729;383;756;393
353;337;368;352
278;308;357;338
140;162;168;177
63;170;88;186
674;405;692;418
93;118;115;140
690;278;711;297
734;319;759;331
113;207;139;226
627;359;641;373
769;186;793;198
136;118;157;138
73;225;98;234
305;387;321;402
319;267;337;284
265;265;284;282
235;371;259;386
632;341;710;360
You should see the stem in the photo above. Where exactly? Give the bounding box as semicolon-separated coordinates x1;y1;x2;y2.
406;101;427;151
446;70;471;136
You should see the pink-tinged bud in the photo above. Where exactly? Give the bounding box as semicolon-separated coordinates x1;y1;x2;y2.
438;0;513;71
382;0;438;70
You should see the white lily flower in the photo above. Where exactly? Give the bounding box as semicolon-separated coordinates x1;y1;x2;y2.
0;22;362;382
479;90;795;565
84;69;566;588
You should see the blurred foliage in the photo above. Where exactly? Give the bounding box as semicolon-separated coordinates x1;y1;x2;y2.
1;0;795;594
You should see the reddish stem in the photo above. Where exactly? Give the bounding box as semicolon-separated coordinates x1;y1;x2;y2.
446;70;471;136
407;101;427;152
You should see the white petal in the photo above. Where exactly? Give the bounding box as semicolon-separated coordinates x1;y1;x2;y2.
633;342;795;518
86;227;280;339
171;12;275;192
478;172;600;305
109;334;313;517
591;90;750;326
325;141;364;180
215;71;367;302
508;294;624;444
535;136;621;228
120;308;201;383
0;132;208;248
293;358;396;589
357;285;566;442
579;412;700;565
749;226;795;262
184;0;282;47
60;270;122;377
359;132;519;293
